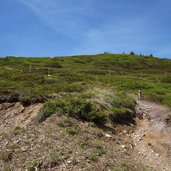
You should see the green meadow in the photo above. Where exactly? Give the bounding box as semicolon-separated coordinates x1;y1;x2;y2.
0;53;171;109
0;54;171;124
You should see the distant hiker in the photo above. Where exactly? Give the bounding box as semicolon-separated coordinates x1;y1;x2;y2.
138;89;142;100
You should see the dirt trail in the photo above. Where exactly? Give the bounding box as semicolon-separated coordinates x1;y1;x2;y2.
132;100;171;171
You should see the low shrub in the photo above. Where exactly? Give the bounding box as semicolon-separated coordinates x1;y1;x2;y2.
0;150;13;162
109;107;134;124
20;94;45;106
112;95;136;110
20;95;32;106
34;97;106;124
58;119;73;127
34;99;64;123
64;98;106;123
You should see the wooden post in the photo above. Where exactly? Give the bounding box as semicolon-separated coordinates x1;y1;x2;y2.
138;89;142;100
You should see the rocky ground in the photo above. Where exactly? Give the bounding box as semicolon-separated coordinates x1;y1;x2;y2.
0;99;171;171
131;100;171;171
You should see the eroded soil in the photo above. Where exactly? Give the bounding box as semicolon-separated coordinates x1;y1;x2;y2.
132;100;171;171
0;100;171;170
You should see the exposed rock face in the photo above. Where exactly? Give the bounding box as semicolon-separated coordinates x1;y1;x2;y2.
0;102;43;133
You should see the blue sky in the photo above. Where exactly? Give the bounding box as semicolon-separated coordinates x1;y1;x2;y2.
0;0;171;58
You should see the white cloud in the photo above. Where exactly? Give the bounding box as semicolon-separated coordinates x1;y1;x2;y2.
17;0;171;57
18;0;92;37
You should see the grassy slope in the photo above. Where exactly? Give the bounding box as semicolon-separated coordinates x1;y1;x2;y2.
0;54;171;107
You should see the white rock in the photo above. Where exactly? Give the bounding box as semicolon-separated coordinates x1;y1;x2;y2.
121;145;126;148
67;160;72;164
104;134;112;138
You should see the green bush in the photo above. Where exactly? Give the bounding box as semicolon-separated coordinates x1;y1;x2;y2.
112;95;136;110
0;54;171;109
109;107;134;124
64;98;106;123
34;99;64;123
34;97;106;124
20;94;44;106
20;95;32;105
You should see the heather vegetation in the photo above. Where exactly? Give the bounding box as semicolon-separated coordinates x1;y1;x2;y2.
0;53;171;124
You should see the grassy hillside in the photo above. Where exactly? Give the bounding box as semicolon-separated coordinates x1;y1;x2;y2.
0;53;171;170
0;53;171;108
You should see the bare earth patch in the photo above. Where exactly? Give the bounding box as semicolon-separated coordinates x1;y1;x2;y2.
132;100;171;171
0;99;171;170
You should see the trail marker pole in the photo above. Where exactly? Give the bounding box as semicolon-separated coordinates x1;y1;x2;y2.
138;89;142;100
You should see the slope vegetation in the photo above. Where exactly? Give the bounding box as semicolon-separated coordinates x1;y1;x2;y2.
0;54;171;170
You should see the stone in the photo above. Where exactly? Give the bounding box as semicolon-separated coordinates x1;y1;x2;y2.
104;134;112;138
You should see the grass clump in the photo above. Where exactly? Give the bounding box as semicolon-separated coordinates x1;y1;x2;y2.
89;147;106;162
58;119;73;127
20;94;44;106
96;148;107;156
34;99;64;123
0;150;13;162
66;127;78;135
4;164;11;171
49;150;60;162
27;161;39;171
13;126;25;134
0;133;8;140
90;153;98;162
